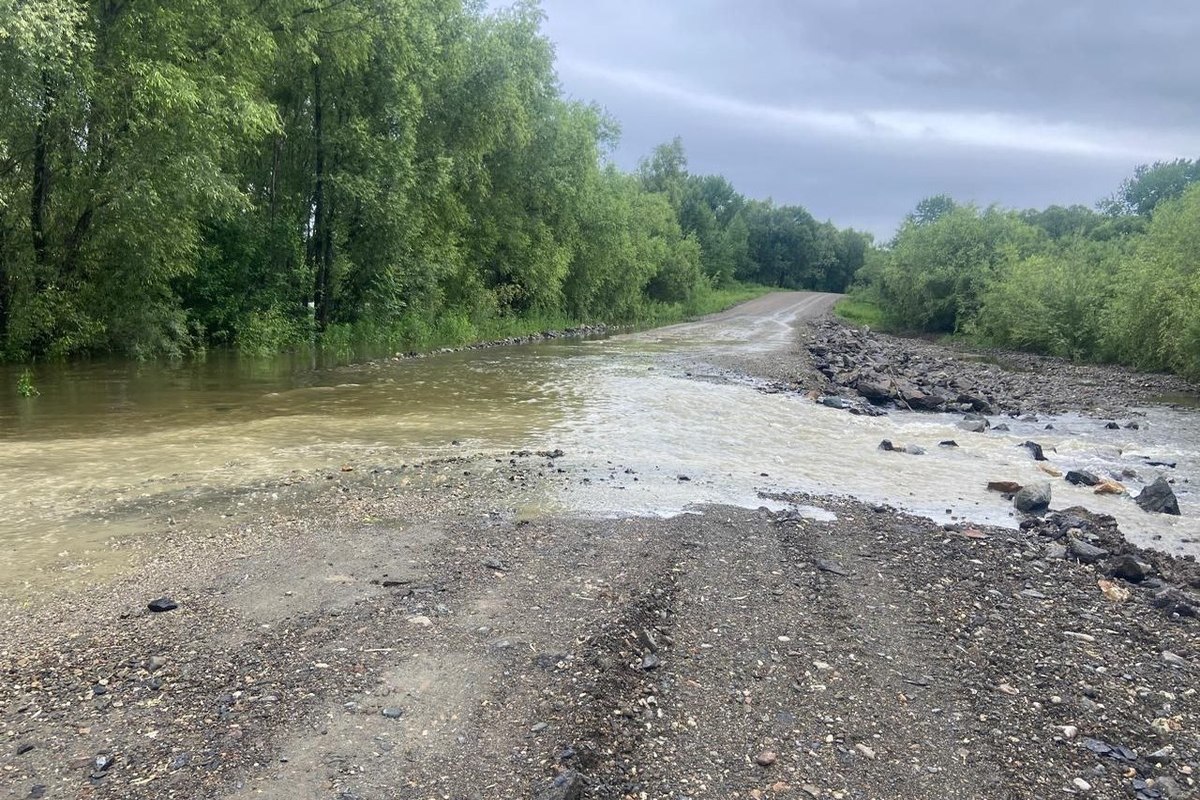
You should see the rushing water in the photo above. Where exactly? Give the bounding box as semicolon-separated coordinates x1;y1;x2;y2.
2;292;1199;587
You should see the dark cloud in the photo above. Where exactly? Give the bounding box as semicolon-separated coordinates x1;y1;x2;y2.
526;0;1198;235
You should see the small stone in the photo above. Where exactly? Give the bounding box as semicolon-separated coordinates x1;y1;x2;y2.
1107;555;1149;583
640;653;661;670
94;753;115;773
755;750;778;767
1073;777;1091;791
1021;441;1047;461
16;743;34;756
855;743;876;759
147;597;178;613
381;707;404;719
481;557;505;571
1161;650;1189;669
1060;725;1078;740
407;615;433;627
530;722;549;733
147;655;167;672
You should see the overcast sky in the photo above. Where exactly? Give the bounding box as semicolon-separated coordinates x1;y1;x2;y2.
526;0;1197;237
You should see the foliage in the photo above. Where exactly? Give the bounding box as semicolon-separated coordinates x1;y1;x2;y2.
16;367;38;397
875;205;1044;333
0;3;860;363
856;167;1200;381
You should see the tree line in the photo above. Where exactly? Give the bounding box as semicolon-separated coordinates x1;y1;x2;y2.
852;159;1200;379
0;0;870;361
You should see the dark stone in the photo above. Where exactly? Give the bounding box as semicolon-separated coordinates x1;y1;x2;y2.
147;597;178;613
1021;441;1047;461
16;743;34;756
821;395;849;409
815;558;850;576
1136;477;1181;515
878;440;895;452
855;379;894;403
1152;588;1198;617
30;787;46;800
1014;482;1051;514
534;771;585;800
939;440;959;448
1068;538;1109;564
1066;470;1101;487
992;423;1010;432
1125;421;1140;430
1107;555;1150;583
1145;460;1177;468
1105;422;1120;430
677;475;690;482
641;653;661;670
381;707;404;719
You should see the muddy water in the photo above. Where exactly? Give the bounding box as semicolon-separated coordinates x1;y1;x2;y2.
2;292;1199;587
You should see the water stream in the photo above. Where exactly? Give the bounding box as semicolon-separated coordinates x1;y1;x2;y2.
2;293;1198;588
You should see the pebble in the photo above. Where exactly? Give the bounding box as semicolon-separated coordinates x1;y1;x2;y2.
856;743;877;759
1161;650;1188;669
147;597;178;613
380;707;404;719
1073;777;1091;791
1060;725;1078;740
407;615;433;627
755;750;778;766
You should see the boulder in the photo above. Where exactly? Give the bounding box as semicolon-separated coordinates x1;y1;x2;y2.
958;415;988;433
1014;482;1052;514
820;395;849;410
1065;470;1100;487
855;378;895;403
1021;441;1047;461
1136;477;1181;515
1068;538;1108;564
1106;555;1150;583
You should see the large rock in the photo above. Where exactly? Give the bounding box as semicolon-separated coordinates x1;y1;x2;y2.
958;415;988;433
1106;554;1150;583
1068;537;1109;564
1021;441;1047;461
855;378;895;403
1014;482;1052;514
1065;470;1100;487
898;383;945;410
1136;477;1181;515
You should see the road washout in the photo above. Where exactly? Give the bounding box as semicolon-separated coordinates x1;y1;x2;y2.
0;292;1198;800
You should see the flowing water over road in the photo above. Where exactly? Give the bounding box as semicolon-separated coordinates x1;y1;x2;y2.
2;292;1199;587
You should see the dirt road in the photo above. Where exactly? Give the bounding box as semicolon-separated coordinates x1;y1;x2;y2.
1;294;1197;800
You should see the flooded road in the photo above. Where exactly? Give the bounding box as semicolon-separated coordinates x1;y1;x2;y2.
2;291;1199;586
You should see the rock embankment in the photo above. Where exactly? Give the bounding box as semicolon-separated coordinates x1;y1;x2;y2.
807;318;1193;417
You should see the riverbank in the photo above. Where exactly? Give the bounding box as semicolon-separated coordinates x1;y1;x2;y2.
795;316;1196;418
2;294;1199;800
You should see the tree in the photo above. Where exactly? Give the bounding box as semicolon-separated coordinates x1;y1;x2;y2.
1101;159;1200;217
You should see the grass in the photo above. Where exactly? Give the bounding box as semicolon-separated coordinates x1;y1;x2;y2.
310;283;775;364
833;297;884;328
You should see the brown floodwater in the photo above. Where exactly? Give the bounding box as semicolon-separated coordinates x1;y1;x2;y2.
2;292;1199;589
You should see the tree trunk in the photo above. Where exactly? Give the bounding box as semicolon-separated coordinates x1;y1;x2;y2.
311;61;333;331
30;74;51;269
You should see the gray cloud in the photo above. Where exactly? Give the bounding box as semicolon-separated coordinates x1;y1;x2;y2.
529;0;1198;236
